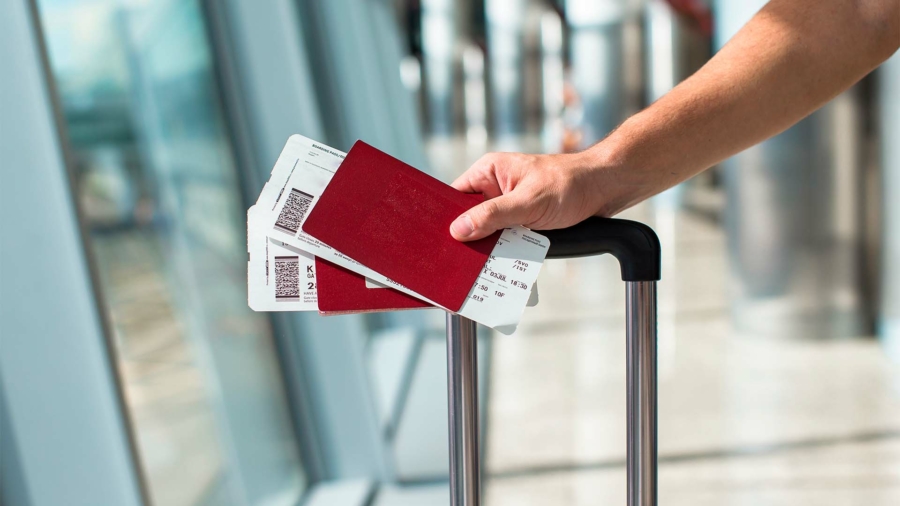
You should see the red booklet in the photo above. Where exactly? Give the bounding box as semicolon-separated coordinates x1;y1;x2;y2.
302;141;500;312
315;257;430;314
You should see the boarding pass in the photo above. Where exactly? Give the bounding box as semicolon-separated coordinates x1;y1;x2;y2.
247;205;317;311
255;135;548;334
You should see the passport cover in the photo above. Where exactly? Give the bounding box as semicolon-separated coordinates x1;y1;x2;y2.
315;257;431;314
302;141;500;312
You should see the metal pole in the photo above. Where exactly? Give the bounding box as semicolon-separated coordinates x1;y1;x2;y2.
446;313;481;506
626;281;658;506
879;53;900;356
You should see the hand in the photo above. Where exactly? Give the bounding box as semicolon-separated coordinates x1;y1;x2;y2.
449;151;614;241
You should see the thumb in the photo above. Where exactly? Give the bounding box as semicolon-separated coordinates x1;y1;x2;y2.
449;194;531;242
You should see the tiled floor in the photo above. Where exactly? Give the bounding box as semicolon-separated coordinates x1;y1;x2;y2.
93;232;228;506
483;206;900;505
95;228;303;506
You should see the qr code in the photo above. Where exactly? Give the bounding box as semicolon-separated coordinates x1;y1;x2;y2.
275;188;314;234
275;256;300;301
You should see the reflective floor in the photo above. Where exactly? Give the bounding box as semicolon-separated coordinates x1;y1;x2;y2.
483;205;900;505
94;231;228;506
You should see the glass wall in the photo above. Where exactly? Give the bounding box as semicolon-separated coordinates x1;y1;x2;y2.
36;0;305;504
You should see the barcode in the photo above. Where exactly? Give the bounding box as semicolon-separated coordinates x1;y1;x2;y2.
275;255;300;301
275;188;314;234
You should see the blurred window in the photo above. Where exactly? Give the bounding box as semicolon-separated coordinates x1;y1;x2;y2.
36;0;305;505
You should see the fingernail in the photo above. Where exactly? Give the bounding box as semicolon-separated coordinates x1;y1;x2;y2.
450;215;474;238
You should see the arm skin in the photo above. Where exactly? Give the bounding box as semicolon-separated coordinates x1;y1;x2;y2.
450;0;900;241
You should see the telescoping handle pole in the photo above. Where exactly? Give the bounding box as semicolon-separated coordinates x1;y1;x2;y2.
444;217;661;506
543;217;662;506
626;280;657;506
446;313;480;506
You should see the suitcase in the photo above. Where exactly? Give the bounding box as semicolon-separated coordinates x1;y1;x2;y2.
444;217;662;506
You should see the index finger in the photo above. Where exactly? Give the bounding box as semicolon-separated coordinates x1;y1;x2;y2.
451;154;503;198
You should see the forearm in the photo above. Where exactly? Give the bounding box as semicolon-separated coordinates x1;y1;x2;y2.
586;0;899;216
448;0;898;240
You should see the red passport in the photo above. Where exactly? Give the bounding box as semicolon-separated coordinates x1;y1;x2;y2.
302;141;500;312
315;257;430;314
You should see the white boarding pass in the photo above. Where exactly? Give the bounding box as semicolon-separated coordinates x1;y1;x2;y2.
256;135;549;334
247;205;317;311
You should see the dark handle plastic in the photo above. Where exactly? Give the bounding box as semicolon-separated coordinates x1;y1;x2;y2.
537;217;661;282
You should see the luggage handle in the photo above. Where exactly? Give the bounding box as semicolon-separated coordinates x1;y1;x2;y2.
446;217;661;506
540;217;662;282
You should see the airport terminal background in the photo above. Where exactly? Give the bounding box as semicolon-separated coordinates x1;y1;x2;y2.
1;0;898;505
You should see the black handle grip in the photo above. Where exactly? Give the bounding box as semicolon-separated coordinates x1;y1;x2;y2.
538;217;661;282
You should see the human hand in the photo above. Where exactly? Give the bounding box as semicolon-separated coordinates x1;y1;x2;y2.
449;151;615;241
